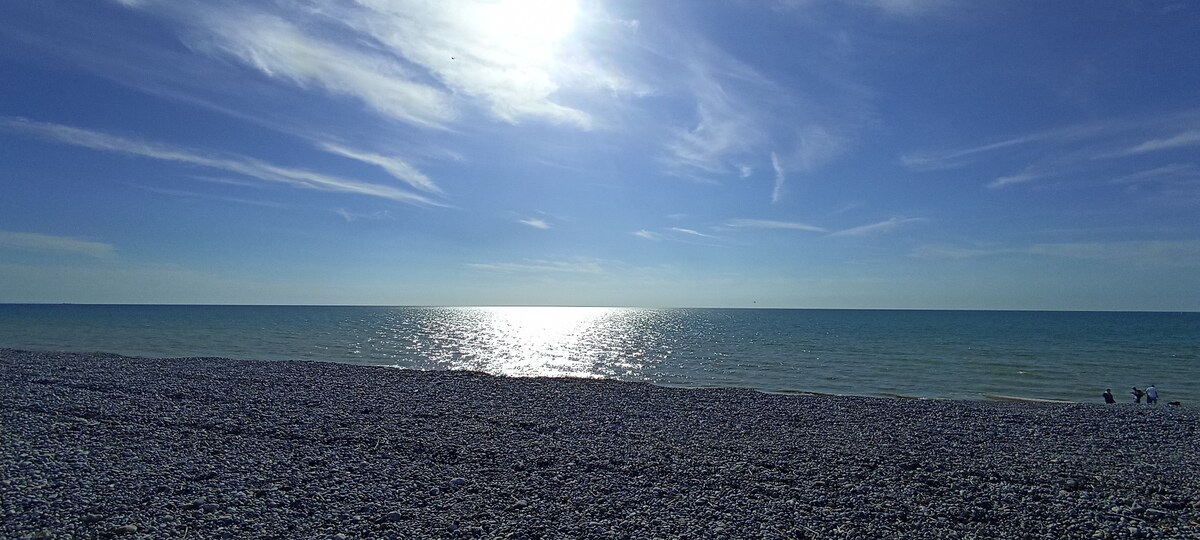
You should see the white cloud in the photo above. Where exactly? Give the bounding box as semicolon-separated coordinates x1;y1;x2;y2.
901;121;1116;172
987;171;1048;189
633;229;662;240
1108;164;1198;185
828;217;925;237
335;208;393;222
336;0;595;128
1121;130;1200;156
467;258;605;274
669;227;713;238
201;12;456;129
114;0;616;130
320;143;440;194
659;43;784;178
859;0;952;16
518;218;551;229
1;118;440;206
664;81;761;175
901;134;1045;172
910;244;1014;259
770;152;786;203
724;218;827;233
912;240;1200;266
0;231;116;259
792;125;848;170
1028;240;1200;264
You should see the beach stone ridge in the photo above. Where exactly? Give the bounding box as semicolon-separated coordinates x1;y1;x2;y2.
2;348;1198;539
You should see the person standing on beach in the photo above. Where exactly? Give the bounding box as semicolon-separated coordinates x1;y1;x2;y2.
1103;389;1115;404
1146;384;1158;406
1131;387;1144;404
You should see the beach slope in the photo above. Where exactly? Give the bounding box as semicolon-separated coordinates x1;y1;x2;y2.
3;349;1198;538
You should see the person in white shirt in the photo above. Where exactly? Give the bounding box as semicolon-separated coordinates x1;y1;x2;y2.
1146;384;1158;406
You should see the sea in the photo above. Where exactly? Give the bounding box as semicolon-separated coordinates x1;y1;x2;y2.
1;304;1197;404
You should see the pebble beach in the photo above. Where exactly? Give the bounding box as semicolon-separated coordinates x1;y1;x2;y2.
3;349;1198;539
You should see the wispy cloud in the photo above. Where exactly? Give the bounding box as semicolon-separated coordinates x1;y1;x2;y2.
662;65;763;176
1120;130;1200;156
724;218;827;233
791;125;850;171
1108;164;1198;185
0;230;116;259
904;113;1200;194
900;119;1122;172
518;218;551;229
912;240;1200;266
668;227;714;238
987;171;1051;189
770;152;786;203
776;0;953;17
132;184;289;209
319;143;440;194
340;0;596;128
112;0;626;130
335;208;393;222
859;0;954;16
467;258;605;274
901;133;1052;172
1;117;441;206
1028;240;1200;264
910;244;1015;259
829;217;925;237
199;11;456;129
633;229;662;240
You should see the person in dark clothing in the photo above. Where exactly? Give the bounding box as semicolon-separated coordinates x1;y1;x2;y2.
1131;387;1144;404
1102;389;1115;404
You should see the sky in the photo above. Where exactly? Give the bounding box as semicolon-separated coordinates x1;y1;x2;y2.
1;0;1199;310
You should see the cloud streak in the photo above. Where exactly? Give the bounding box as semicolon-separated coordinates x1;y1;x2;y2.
724;218;827;233
828;217;925;237
319;143;440;194
1;117;441;206
669;227;713;238
987;171;1050;189
467;258;605;274
1120;130;1200;156
770;152;785;203
200;11;457;129
342;0;595;128
912;240;1200;266
0;230;116;259
518;218;551;229
111;0;625;130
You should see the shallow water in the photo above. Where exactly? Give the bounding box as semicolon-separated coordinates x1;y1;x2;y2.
2;305;1197;403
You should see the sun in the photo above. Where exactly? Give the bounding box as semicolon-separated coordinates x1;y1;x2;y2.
478;0;580;60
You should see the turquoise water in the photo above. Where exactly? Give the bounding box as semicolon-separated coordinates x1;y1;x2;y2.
1;305;1197;403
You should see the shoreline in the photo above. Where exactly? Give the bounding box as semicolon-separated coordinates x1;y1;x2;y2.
4;349;1199;538
3;346;1144;405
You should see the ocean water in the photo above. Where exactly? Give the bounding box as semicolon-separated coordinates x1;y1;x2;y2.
1;305;1197;404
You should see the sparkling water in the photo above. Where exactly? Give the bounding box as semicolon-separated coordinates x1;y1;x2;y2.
2;305;1197;403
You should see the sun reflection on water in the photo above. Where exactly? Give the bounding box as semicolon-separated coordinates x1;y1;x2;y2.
419;306;651;379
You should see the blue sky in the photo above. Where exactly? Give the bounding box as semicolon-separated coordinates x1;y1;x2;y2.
1;0;1198;310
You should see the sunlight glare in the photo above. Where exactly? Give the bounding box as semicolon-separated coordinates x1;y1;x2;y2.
479;0;580;61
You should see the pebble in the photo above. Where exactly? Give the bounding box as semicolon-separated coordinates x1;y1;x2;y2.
2;348;1198;539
